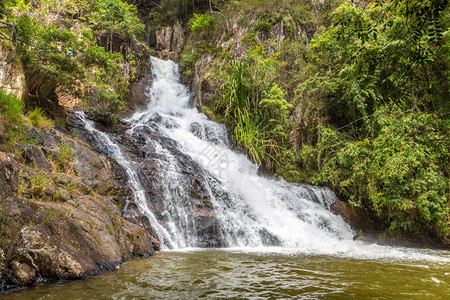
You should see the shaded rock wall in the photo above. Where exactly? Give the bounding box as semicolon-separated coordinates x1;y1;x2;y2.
155;21;185;61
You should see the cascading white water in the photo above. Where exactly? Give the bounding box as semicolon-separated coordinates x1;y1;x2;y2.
127;57;354;251
77;57;449;261
74;111;178;248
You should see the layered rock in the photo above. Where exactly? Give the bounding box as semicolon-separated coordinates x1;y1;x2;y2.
0;125;156;291
155;21;186;61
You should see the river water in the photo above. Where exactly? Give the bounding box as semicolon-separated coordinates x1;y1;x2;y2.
4;57;449;298
3;250;449;299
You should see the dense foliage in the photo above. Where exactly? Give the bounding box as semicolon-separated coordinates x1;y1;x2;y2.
295;0;449;241
0;90;54;150
1;0;145;114
214;46;293;169
186;0;449;243
90;0;145;39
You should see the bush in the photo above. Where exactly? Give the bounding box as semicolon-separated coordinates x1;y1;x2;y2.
29;107;53;131
29;173;52;201
0;90;28;150
213;46;292;169
301;110;450;242
0;90;24;124
56;143;75;174
189;13;215;34
8;0;142;115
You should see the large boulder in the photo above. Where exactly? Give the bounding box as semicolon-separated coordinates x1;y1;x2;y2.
330;200;365;230
1;195;154;287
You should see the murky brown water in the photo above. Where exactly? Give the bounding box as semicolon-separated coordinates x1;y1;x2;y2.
2;249;449;299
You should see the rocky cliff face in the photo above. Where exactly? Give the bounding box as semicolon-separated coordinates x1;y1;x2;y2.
0;124;157;290
0;38;158;291
0;44;26;100
109;120;224;248
155;21;186;61
188;17;302;110
96;33;153;116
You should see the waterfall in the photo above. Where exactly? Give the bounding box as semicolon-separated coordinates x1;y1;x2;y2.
75;57;445;260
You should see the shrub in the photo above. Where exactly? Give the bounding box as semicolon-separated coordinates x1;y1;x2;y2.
301;110;450;242
29;173;52;201
29;107;53;131
213;46;291;169
0;90;24;125
0;90;28;150
56;143;75;174
189;13;215;34
9;0;141;115
90;0;145;40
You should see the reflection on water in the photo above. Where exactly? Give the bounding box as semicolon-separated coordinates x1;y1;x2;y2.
3;250;449;299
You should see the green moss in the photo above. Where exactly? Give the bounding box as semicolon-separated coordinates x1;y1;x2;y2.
107;224;115;235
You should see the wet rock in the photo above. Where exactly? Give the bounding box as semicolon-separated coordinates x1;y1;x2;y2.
330;200;365;230
194;214;223;248
9;262;37;286
353;230;364;241
111;123;226;248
